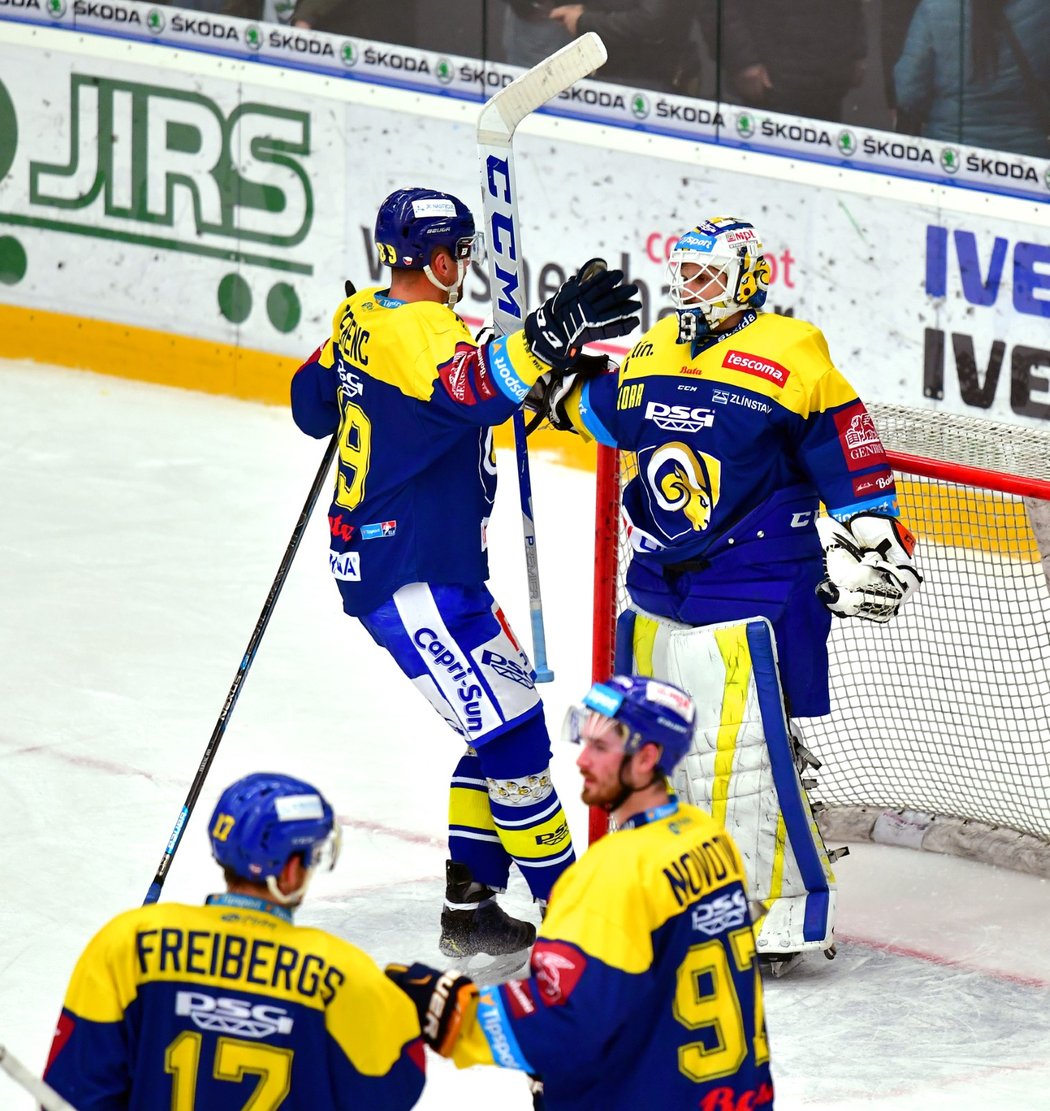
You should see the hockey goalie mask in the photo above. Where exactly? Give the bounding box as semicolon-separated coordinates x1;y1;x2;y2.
667;217;771;331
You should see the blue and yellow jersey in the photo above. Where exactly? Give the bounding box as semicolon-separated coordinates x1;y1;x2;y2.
43;896;425;1110
291;288;548;615
452;802;773;1111
571;310;899;571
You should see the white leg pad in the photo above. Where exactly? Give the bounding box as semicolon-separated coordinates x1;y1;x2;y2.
621;606;837;953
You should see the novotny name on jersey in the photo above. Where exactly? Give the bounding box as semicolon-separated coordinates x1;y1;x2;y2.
175;991;294;1038
644;401;715;433
329;550;361;581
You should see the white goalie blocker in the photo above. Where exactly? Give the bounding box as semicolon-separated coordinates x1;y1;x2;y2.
617;608;839;955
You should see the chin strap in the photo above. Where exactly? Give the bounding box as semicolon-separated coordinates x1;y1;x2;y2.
265;868;315;907
424;259;468;307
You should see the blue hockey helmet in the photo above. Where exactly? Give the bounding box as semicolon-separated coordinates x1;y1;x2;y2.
374;187;478;271
209;772;340;884
563;675;696;774
668;216;771;330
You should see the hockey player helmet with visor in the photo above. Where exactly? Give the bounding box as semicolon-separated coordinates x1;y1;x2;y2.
209;772;341;905
562;674;696;776
374;187;482;307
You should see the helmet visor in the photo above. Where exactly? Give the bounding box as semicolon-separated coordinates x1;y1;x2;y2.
455;231;484;265
305;823;342;874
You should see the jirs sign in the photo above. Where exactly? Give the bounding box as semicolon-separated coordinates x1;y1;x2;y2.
0;64;319;340
923;226;1050;419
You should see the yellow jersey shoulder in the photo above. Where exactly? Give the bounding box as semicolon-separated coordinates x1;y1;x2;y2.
330;288;475;401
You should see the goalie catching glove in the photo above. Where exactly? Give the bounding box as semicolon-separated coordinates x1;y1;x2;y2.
524;258;640;371
384;962;477;1056
815;512;921;623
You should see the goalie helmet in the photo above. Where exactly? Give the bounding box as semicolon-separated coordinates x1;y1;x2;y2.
563;674;696;774
374;187;478;271
209;772;340;883
667;216;771;330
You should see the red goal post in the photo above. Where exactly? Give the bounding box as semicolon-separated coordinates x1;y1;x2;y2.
590;402;1050;876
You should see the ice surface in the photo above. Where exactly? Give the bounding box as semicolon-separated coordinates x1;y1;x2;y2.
2;360;1048;1109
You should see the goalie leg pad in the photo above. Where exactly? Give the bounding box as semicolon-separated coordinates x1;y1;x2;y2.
620;606;837;952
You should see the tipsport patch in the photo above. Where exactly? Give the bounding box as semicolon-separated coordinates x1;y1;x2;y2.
359;520;397;540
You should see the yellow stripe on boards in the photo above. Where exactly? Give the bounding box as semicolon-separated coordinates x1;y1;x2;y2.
712;625;751;828
0;304;300;404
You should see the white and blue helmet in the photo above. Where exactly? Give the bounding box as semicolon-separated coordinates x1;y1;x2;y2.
563;674;696;774
668;216;771;329
209;772;340;904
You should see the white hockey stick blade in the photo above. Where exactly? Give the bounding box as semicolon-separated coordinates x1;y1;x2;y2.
0;1044;80;1111
477;32;607;144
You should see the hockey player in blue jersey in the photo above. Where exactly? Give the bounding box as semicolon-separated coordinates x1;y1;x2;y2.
291;187;641;963
526;216;922;963
387;674;774;1110
44;772;427;1110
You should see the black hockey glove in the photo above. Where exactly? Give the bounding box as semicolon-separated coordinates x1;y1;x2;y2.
524;258;641;371
523;352;616;435
527;1072;547;1110
384;962;477;1056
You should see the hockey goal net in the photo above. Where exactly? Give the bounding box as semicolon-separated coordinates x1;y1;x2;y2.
591;403;1050;876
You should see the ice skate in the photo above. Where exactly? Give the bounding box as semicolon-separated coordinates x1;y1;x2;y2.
439;861;536;971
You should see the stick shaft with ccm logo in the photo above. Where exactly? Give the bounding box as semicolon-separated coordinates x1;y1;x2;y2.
477;32;608;683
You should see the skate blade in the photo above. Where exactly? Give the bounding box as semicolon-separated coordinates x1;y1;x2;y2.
448;947;532;982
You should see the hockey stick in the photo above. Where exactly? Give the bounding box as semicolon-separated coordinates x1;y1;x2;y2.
144;432;339;904
477;32;608;684
0;1044;79;1110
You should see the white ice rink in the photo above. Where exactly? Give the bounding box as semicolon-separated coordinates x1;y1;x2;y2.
2;359;1049;1109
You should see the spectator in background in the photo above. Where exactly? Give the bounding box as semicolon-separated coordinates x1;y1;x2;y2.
880;0;923;130
547;0;700;96
702;0;866;123
894;0;1050;159
222;0;410;38
501;1;571;68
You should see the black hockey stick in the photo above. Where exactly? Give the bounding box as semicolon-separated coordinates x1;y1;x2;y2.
143;431;339;904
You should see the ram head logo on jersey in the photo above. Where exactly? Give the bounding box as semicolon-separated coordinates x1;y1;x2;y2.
646;442;721;533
